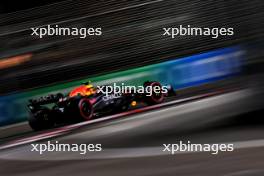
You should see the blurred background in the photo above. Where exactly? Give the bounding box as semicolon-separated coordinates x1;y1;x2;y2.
0;0;263;125
0;0;264;175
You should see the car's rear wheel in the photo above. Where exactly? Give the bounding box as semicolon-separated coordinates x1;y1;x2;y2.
78;98;94;120
28;108;54;131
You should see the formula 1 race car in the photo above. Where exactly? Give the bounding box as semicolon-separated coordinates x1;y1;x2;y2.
27;81;173;131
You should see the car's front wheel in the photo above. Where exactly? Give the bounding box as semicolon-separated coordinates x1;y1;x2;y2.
143;81;165;105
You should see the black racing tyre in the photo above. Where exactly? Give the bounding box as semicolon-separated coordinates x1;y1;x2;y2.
28;108;54;131
143;81;165;105
78;98;94;120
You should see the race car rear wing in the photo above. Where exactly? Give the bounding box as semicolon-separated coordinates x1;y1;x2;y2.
28;93;64;106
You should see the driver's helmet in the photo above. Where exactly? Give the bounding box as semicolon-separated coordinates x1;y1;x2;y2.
84;82;96;95
69;81;96;97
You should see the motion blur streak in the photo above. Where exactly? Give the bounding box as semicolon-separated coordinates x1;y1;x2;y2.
0;53;32;69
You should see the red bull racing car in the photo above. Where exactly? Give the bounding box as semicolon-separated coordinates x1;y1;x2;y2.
28;81;174;131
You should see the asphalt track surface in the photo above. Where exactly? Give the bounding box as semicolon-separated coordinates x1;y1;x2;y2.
0;86;264;176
